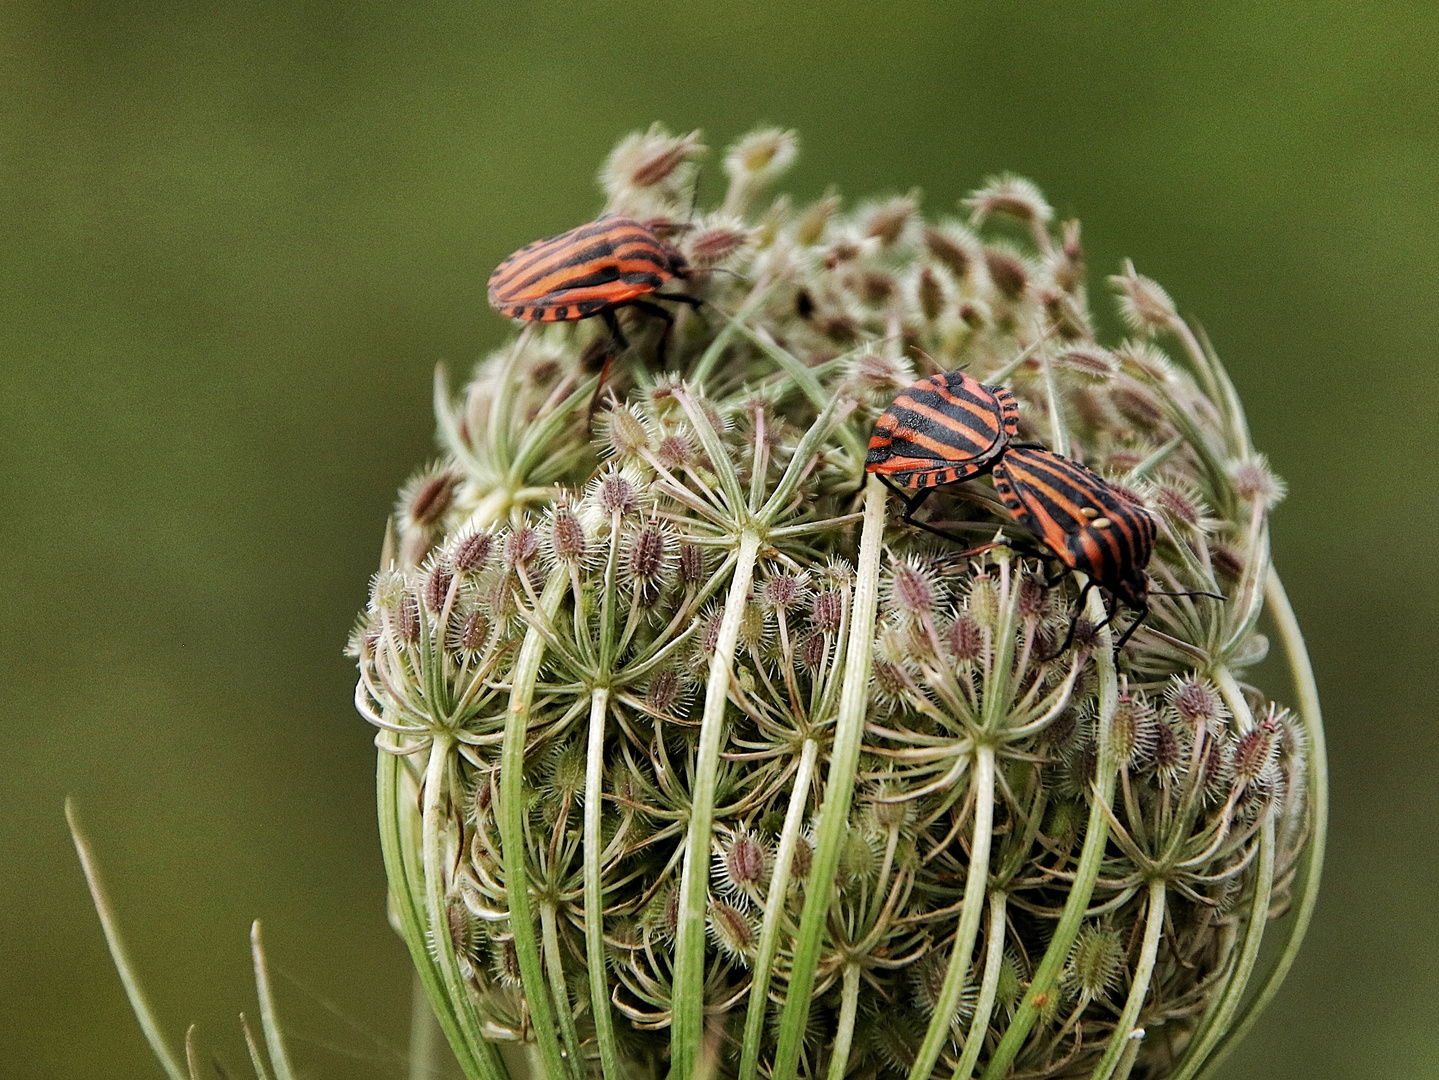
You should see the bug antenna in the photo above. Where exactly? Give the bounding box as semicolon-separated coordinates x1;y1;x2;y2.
1150;588;1226;601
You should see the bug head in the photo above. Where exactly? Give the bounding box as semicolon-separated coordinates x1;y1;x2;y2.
1109;565;1151;612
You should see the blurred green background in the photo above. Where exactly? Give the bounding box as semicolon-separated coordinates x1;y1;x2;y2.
3;2;1435;1077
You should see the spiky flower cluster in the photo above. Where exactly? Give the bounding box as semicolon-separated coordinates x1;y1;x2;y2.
350;125;1322;1080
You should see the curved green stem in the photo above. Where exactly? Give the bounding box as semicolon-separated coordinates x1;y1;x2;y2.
825;965;863;1080
500;573;571;1080
376;737;507;1080
738;738;820;1080
1192;567;1327;1078
771;477;886;1080
952;890;1008;1080
979;587;1120;1080
1090;879;1167;1080
908;746;995;1080
250;922;297;1080
584;688;623;1080
1168;669;1277;1080
540;902;583;1075
66;799;188;1080
670;529;763;1080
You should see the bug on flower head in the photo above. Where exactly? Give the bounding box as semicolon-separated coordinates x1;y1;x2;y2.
865;370;1020;541
990;444;1162;653
488;214;705;384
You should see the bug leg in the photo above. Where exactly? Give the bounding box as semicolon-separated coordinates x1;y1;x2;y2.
1042;578;1094;662
626;298;677;367
654;291;707;311
1111;602;1149;656
585;309;630;424
881;478;976;547
601;307;630;353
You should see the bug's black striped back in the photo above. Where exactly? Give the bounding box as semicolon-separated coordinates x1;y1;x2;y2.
487;215;684;322
991;446;1156;605
865;371;1020;488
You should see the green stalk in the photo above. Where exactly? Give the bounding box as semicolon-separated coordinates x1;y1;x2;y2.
66;799;188;1080
1192;568;1327;1078
771;477;886;1080
1167;669;1278;1080
501;573;572;1080
952;890;1009;1080
738;737;820;1080
422;735;512;1079
1088;879;1167;1080
376;738;507;1080
907;746;995;1080
824;965;863;1080
540;902;583;1075
249;921;297;1080
1171;814;1275;1080
670;529;763;1080
584;687;624;1080
408;971;442;1080
980;587;1120;1080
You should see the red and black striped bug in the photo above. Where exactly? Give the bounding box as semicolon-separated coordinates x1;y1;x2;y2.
989;444;1222;655
487;214;705;394
865;370;1021;542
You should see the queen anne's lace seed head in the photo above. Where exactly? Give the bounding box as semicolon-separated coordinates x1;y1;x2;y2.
353;124;1318;1080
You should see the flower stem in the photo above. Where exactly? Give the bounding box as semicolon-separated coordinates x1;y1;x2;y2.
1168;668;1277;1080
738;737;819;1080
1089;879;1167;1080
952;890;1008;1080
907;745;995;1080
825;965;863;1080
540;901;583;1075
979;587;1120;1080
500;573;572;1080
376;736;508;1080
670;528;763;1080
250;921;297;1080
66;799;188;1080
584;687;623;1080
1192;567;1327;1079
771;476;886;1080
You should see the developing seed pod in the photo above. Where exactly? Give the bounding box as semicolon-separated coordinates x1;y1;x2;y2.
1065;923;1125;1004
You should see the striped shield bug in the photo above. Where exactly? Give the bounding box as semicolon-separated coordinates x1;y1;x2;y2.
487;214;706;394
865;370;1020;542
988;445;1222;654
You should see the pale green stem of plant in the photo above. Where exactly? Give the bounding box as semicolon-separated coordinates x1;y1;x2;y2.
584;687;623;1080
1112;1030;1145;1080
424;735;512;1078
377;735;508;1080
670;529;763;1080
185;1025;201;1080
825;965;864;1080
409;971;442;1080
690;278;777;386
241;1014;276;1080
501;573;572;1080
952;890;1008;1080
1040;350;1069;459
984;324;1056;385
1127;435;1184;482
66;797;188;1080
721;317;864;462
771;477;886;1080
250;921;297;1080
980;587;1119;1080
540;901;583;1075
908;746;995;1080
738;737;820;1080
1192;568;1327;1079
1089;879;1168;1080
1167;669;1277;1080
